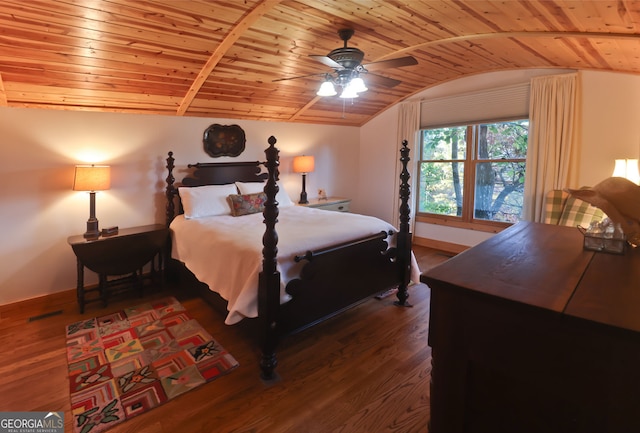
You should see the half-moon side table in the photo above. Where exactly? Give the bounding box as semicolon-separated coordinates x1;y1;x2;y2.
68;224;169;313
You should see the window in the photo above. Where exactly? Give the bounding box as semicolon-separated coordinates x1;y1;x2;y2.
417;119;528;227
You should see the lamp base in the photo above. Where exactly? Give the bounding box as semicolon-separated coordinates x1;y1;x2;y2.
298;173;309;204
84;218;100;240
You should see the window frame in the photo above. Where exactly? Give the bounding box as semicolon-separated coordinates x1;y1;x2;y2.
416;119;528;232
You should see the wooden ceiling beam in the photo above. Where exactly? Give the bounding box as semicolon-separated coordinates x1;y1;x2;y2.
0;73;7;106
379;31;640;61
288;95;322;122
176;0;283;116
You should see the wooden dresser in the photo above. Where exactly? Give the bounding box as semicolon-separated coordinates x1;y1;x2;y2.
422;221;640;433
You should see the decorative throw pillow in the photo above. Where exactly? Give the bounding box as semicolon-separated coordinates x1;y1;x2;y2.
179;184;238;219
544;190;569;224
227;192;267;216
557;195;605;227
235;181;295;207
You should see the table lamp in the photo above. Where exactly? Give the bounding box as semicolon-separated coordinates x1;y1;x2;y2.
73;164;111;239
293;155;315;204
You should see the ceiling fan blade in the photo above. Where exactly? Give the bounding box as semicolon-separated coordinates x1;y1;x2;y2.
364;73;402;88
309;55;343;69
363;56;418;72
272;72;326;82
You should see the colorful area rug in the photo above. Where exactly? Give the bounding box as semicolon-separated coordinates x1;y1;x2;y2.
65;296;238;433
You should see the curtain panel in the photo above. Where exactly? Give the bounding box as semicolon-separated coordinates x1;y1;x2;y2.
394;101;420;230
523;73;580;222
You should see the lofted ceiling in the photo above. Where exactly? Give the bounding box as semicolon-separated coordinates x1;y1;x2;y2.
0;0;639;127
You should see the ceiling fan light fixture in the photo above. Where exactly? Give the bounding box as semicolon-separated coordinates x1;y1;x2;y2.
317;80;337;97
339;83;359;99
279;29;416;98
350;76;368;93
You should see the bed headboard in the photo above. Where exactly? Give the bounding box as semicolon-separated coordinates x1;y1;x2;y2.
165;151;268;225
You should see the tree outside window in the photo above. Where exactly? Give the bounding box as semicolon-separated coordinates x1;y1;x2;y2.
418;120;528;225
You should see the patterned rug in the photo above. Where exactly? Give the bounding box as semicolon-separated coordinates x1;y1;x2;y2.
65;296;239;433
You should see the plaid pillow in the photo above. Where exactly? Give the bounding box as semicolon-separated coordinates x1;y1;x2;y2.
558;195;606;227
227;192;267;216
544;190;569;224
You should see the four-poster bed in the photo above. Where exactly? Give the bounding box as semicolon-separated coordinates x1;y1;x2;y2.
165;136;415;379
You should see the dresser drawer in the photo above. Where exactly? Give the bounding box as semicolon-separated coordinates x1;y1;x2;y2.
302;197;351;212
315;200;350;212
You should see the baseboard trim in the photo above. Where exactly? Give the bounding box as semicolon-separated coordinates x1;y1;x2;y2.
0;270;162;310
413;236;469;254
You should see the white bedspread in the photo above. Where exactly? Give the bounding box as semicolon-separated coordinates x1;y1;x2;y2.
170;206;420;324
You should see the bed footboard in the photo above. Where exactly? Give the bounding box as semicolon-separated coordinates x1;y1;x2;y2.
279;231;399;335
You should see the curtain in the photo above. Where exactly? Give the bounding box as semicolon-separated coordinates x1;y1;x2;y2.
522;73;580;222
393;101;420;229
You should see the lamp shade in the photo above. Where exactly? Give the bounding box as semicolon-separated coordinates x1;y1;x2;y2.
73;165;111;191
349;76;368;93
612;159;640;185
339;83;359;99
293;155;315;174
317;80;337;97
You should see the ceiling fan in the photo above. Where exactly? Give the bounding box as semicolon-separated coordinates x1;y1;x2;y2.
274;29;418;98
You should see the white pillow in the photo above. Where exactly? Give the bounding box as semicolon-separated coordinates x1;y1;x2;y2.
235;181;294;207
276;183;295;207
179;184;238;219
235;181;264;195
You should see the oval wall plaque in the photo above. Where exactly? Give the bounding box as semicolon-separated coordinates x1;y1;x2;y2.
203;124;246;157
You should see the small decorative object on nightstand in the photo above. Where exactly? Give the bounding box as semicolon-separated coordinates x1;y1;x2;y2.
68;224;168;313
299;197;351;212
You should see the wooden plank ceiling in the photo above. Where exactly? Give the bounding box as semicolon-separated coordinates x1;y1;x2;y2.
0;0;638;126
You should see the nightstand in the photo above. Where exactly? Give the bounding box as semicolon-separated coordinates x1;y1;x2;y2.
68;224;169;313
300;197;351;212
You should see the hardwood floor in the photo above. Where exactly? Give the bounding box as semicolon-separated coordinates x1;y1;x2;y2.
0;246;452;433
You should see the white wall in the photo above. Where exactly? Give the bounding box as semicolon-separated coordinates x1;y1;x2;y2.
359;69;640;249
357;106;399;222
0;108;359;305
579;71;640;186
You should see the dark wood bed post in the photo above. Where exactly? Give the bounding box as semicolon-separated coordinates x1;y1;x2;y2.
165;151;176;227
164;151;178;280
395;140;412;307
258;136;281;381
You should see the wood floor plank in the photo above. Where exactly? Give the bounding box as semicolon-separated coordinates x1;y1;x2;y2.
0;246;448;433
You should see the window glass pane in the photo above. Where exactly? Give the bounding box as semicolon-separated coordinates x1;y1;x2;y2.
477;120;528;160
418;118;528;225
474;161;525;222
418;161;464;216
422;127;467;160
